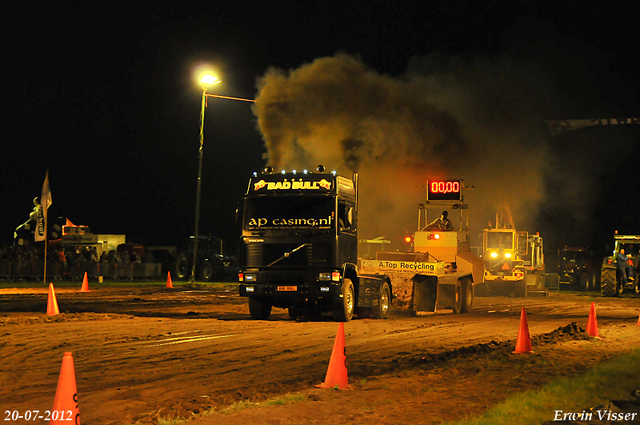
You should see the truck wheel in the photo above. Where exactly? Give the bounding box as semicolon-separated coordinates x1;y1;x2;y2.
372;281;391;319
600;268;618;297
200;259;221;282
248;298;272;320
461;278;474;313
288;307;299;319
174;254;191;280
451;281;463;314
333;279;355;322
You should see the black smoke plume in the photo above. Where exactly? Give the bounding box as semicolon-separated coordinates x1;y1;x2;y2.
252;52;555;248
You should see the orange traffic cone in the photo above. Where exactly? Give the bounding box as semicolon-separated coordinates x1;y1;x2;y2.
636;313;640;326
47;283;60;316
316;322;350;389
80;272;89;292
513;308;534;354
51;352;80;425
586;302;601;338
166;272;173;289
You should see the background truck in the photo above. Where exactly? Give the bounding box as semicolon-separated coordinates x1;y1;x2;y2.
557;246;596;291
600;233;640;296
360;180;483;314
237;166;390;322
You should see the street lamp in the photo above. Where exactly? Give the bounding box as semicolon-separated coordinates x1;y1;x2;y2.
191;74;221;283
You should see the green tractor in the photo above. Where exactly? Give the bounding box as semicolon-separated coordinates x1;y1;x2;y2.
600;234;640;297
174;235;236;282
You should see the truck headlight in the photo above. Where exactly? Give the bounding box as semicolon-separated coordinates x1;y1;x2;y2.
505;252;512;258
318;272;332;281
490;252;498;258
244;273;257;282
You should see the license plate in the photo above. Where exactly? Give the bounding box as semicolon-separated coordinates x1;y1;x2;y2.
277;286;297;292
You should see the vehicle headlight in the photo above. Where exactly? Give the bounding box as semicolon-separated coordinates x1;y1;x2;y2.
505;252;512;258
318;272;332;281
490;252;498;258
244;273;257;282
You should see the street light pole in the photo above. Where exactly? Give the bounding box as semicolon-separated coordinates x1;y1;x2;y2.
190;75;220;283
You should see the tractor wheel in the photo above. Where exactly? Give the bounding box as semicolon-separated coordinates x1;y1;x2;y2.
332;279;355;322
174;254;191;281
461;278;474;313
200;259;222;282
248;297;272;320
600;268;618;297
372;281;391;319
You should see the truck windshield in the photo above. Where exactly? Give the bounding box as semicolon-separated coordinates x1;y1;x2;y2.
486;232;514;250
244;196;334;230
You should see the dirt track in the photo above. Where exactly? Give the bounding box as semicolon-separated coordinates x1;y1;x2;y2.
1;284;640;425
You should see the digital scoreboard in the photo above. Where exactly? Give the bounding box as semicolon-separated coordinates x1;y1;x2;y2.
427;180;462;201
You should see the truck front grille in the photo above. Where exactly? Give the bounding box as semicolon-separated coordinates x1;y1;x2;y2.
245;243;331;267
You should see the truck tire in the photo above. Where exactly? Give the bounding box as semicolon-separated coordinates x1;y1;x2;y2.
288;307;299;319
451;280;463;314
600;268;618;297
174;254;191;281
200;259;221;282
461;278;473;313
248;297;272;320
372;281;391;319
333;279;355;322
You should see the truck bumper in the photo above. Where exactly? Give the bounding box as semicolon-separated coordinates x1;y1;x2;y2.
239;281;342;303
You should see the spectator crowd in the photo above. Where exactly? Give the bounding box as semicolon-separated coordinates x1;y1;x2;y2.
0;244;158;281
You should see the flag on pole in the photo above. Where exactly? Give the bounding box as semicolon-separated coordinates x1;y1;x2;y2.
35;170;52;242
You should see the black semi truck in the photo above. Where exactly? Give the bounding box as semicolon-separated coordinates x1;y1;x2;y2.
237;166;391;322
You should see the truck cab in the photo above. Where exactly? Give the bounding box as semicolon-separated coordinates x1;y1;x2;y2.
238;167;389;321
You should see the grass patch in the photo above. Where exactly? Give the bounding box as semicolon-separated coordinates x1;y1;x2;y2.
152;393;308;424
445;348;640;425
207;394;306;415
157;417;189;425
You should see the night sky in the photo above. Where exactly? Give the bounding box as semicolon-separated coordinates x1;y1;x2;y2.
2;1;640;260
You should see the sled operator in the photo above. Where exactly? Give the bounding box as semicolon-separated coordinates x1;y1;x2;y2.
423;210;454;231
